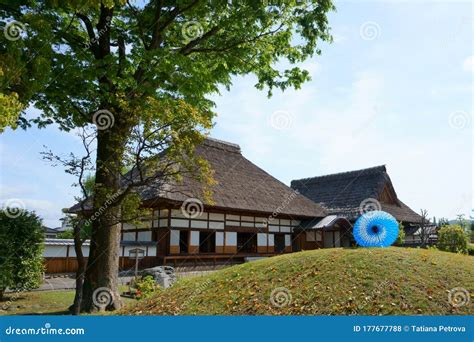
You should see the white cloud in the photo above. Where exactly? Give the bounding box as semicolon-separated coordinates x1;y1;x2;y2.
462;55;474;72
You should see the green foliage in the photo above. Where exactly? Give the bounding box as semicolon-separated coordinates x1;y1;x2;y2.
56;230;74;239
0;209;44;294
1;1;334;131
437;225;469;254
395;222;405;245
468;244;474;256
134;275;160;300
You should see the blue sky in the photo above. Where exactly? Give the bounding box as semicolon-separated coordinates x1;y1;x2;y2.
0;0;472;227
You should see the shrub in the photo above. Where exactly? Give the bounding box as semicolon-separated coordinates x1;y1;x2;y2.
134;275;160;300
468;244;474;256
0;209;44;300
395;222;405;245
437;225;468;254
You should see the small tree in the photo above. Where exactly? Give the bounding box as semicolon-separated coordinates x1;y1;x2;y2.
418;209;430;247
437;225;468;254
395;222;405;245
0;209;44;300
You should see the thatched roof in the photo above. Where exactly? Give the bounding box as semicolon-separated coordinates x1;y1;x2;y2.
70;138;327;218
143;138;327;218
291;165;423;224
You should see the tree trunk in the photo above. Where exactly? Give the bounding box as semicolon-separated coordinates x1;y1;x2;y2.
70;223;86;315
80;125;126;313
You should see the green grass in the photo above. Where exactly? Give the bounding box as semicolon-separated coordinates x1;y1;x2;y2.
0;290;75;315
123;247;474;315
0;286;134;315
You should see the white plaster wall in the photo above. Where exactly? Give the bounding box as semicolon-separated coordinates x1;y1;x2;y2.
137;231;152;241
170;229;180;246
170;218;189;228
68;246;90;257
225;232;237;246
190;231;200;245
122;232;136;241
190;220;207;229
257;233;268;246
43;245;68;257
209;221;224;230
268;234;274;246
285;234;291;247
216;232;224;246
147;246;157;256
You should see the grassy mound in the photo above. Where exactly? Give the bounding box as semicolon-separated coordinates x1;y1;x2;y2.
124;248;473;315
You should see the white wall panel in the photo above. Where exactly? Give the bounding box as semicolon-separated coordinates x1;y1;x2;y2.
268;234;274;246
190;231;200;245
122;232;136;241
209;221;224;230
190;220;208;229
69;246;90;257
269;225;279;232
216;232;224;246
280;226;291;233
43;245;68;257
170;230;180;246
257;233;268;246
137;231;152;241
285;234;291;247
225;232;237;246
147;246;157;256
209;213;225;221
170;218;189;228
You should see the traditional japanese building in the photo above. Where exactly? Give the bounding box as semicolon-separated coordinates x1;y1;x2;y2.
291;165;429;244
54;140;429;274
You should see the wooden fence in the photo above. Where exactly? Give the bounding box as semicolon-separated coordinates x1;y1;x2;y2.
44;256;159;274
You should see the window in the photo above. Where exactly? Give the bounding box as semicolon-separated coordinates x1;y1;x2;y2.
237;233;257;253
199;231;216;253
274;234;285;253
179;230;189;254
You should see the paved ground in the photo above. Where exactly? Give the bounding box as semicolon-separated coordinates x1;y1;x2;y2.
38;270;216;291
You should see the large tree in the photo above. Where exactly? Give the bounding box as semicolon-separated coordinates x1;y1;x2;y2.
0;0;334;311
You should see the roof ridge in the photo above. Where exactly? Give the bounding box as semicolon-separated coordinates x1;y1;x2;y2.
291;165;387;184
202;137;241;153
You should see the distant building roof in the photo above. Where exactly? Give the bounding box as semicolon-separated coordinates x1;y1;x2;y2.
44;239;156;247
291;165;423;224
